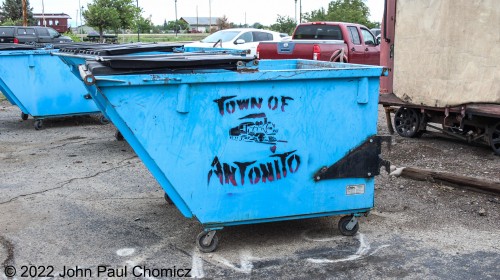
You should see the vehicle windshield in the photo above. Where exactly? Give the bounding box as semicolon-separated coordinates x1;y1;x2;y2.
201;31;240;43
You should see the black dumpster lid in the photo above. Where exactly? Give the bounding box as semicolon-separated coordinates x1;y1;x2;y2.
87;53;256;75
58;42;184;56
0;43;37;50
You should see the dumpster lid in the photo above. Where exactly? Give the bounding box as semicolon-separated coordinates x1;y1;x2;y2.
0;43;37;50
58;42;184;56
87;53;256;75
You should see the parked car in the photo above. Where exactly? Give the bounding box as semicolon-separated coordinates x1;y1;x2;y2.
370;28;381;37
184;28;282;56
258;22;380;65
0;26;73;44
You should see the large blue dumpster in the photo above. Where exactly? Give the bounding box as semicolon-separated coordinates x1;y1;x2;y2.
76;55;388;252
0;43;185;129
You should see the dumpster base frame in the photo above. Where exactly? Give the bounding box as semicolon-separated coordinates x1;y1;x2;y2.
201;208;371;230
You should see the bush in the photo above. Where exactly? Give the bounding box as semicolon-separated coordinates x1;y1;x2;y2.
63;31;82;42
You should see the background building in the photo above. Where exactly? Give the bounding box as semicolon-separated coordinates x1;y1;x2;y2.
33;13;71;33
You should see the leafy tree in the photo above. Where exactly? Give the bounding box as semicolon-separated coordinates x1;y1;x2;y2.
270;15;296;35
165;20;188;32
0;0;35;25
251;22;264;29
303;0;376;28
83;0;139;42
133;16;153;34
216;15;230;30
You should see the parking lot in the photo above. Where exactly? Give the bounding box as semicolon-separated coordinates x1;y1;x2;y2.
1;101;498;279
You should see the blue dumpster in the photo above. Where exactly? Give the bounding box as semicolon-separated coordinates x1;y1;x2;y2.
54;45;248;140
76;55;388;252
0;43;185;129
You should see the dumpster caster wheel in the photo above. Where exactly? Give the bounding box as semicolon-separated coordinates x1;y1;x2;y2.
99;115;110;125
115;130;124;141
34;120;43;130
338;215;359;236
196;231;219;253
164;192;173;205
21;112;29;120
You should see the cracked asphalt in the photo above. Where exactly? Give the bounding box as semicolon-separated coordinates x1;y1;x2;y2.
1;101;499;279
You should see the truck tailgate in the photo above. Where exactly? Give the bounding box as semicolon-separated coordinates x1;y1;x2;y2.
259;40;346;60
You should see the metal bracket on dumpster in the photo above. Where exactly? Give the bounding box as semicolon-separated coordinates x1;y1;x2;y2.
78;64;96;86
236;60;259;72
313;136;392;181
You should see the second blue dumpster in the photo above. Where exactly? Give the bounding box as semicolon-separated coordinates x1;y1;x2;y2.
77;55;389;252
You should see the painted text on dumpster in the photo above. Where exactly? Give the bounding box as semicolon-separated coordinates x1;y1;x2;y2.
214;95;294;116
208;150;301;186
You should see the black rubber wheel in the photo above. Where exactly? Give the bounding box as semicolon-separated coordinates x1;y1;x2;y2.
99;115;110;125
489;122;500;155
164;192;173;205
196;231;219;253
34;119;43;130
115;130;124;141
338;215;359;236
21;112;29;120
394;107;422;138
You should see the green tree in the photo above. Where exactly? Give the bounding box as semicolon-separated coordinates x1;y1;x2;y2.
270;15;296;35
165;20;188;32
133;16;153;34
303;0;376;28
83;0;139;42
0;0;35;25
252;22;264;29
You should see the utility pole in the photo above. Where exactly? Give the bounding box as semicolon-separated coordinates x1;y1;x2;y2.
136;0;140;41
209;0;211;33
78;0;81;33
174;0;178;37
299;0;302;23
22;0;27;26
294;0;297;23
80;6;84;34
42;0;46;26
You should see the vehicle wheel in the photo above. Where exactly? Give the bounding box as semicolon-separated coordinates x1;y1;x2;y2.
394;107;422;138
196;231;219;253
21;112;29;120
99;115;110;125
34;119;43;130
488;121;500;155
115;130;124;141
338;215;359;236
164;192;173;205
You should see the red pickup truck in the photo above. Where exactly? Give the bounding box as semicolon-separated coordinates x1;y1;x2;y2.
257;22;380;65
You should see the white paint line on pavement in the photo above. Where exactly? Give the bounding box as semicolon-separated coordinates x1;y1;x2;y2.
191;249;205;278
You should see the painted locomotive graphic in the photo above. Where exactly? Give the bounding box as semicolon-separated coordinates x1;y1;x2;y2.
229;113;282;144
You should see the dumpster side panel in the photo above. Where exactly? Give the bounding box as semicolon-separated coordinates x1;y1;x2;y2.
94;67;380;226
0;51;98;117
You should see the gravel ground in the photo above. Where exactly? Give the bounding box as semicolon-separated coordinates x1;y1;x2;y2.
0;101;499;280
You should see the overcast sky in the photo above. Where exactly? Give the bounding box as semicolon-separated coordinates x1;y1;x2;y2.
11;0;383;27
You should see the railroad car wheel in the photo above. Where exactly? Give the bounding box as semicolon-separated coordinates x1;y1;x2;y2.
338;215;359;236
394;107;422;138
196;231;219;253
489;121;500;155
21;112;28;120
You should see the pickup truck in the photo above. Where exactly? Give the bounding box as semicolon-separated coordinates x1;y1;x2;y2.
257;22;380;65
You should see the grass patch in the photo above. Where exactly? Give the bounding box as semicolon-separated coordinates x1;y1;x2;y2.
0;92;5;101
